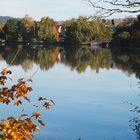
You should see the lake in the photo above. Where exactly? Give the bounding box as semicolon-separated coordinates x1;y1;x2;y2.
0;45;140;140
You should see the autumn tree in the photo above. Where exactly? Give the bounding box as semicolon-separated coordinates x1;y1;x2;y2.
19;15;35;41
90;18;112;41
0;68;54;139
0;23;5;39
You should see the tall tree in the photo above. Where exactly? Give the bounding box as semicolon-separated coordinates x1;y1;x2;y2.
90;18;112;41
19;15;35;41
37;17;57;42
64;16;94;44
4;19;19;41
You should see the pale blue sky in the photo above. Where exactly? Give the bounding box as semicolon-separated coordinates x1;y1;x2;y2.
0;0;138;21
0;0;93;20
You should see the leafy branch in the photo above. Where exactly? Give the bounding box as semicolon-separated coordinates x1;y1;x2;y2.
0;68;55;139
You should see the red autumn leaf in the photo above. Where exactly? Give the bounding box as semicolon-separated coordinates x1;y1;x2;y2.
3;98;10;104
32;112;41;119
14;100;22;106
1;69;7;75
27;87;33;91
21;114;28;117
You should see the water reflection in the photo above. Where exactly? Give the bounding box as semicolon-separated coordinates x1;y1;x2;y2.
111;48;140;79
0;45;112;73
62;47;112;73
0;45;140;79
127;81;140;140
0;44;140;139
130;112;140;140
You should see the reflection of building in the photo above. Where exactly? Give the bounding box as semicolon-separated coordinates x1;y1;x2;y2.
59;26;66;37
57;49;65;61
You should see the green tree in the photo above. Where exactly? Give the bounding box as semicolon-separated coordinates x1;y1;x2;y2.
19;15;35;42
62;47;112;73
90;18;112;41
64;16;94;44
37;17;57;42
37;47;59;70
4;19;19;41
112;16;140;46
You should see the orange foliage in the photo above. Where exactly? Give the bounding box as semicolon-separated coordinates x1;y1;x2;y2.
0;68;54;139
53;25;60;42
0;23;4;31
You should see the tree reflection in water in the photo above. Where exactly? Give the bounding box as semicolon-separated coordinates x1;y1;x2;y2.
0;45;140;78
127;81;140;140
0;44;140;139
0;47;55;139
111;48;140;79
130;113;140;140
111;47;140;140
0;45;113;73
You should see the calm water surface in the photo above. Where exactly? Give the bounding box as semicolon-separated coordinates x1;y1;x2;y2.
0;45;140;140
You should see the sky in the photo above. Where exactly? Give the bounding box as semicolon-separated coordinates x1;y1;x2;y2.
0;0;138;21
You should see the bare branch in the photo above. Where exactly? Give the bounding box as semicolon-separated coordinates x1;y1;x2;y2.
84;0;140;17
104;0;140;7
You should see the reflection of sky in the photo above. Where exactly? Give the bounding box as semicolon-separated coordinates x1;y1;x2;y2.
0;61;139;140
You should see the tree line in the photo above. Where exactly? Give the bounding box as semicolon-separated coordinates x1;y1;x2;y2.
0;14;139;46
0;15;59;44
0;15;112;44
111;15;140;47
